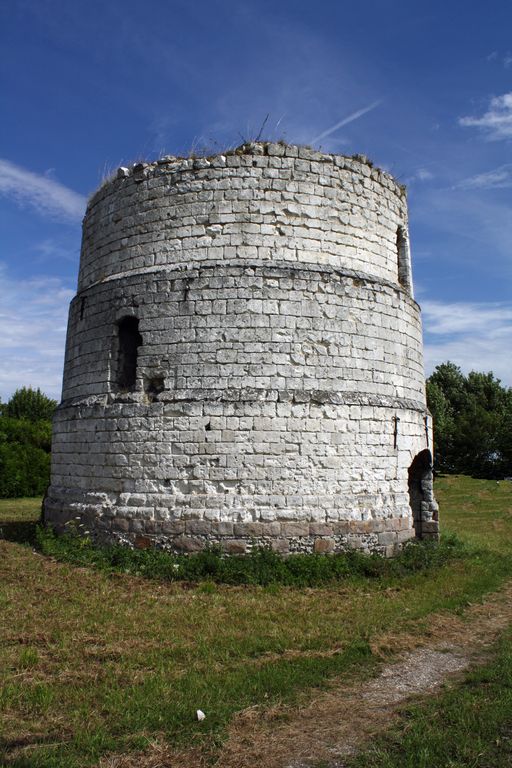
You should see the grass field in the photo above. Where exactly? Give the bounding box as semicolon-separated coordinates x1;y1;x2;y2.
1;476;512;767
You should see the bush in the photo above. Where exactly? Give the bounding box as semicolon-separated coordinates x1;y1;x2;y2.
0;416;52;498
35;526;468;587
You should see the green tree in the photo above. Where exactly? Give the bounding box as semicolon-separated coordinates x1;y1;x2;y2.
0;387;55;498
3;387;57;422
427;363;512;478
426;379;455;473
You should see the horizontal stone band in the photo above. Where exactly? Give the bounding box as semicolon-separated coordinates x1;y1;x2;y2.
58;389;429;414
76;259;420;311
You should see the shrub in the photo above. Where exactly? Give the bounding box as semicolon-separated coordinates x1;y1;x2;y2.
35;526;468;587
0;416;52;497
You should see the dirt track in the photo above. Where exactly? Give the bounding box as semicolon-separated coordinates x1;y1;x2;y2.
98;581;512;768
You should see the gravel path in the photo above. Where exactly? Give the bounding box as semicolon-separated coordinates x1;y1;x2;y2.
100;582;512;768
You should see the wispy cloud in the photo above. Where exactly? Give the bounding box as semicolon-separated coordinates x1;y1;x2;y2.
459;92;512;140
0;263;73;401
0;159;86;221
412;185;512;275
404;167;435;185
416;168;434;181
310;100;382;145
455;163;512;190
33;238;79;265
422;300;512;385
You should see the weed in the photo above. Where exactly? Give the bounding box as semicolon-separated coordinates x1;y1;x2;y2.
29;527;470;587
18;647;39;669
32;526;470;588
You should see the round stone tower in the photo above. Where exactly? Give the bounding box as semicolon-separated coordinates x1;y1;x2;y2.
45;143;438;555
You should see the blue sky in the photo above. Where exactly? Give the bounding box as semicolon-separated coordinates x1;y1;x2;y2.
1;0;511;400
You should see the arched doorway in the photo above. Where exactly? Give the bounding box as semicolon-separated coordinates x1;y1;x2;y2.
408;449;436;538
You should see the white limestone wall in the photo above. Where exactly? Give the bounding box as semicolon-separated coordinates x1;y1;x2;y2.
78;144;409;292
45;143;438;554
61;265;424;401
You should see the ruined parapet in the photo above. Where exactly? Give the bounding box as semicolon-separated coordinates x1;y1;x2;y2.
45;143;439;555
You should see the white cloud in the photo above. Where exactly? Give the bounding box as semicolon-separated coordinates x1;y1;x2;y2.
422;300;512;385
455;163;512;190
0;263;74;402
459;92;512;140
0;158;86;221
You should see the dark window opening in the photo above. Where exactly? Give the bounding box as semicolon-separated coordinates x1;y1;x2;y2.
408;449;433;539
80;297;86;320
144;375;164;402
117;316;142;390
396;226;411;290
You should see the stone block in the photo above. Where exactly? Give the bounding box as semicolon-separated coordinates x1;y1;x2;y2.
213;521;234;536
397;529;415;543
313;537;335;554
113;517;130;532
134;535;152;550
331;522;351;535
161;520;186;535
233;521;266;537
309;523;334;536
271;538;290;554
281;522;309;537
222;539;247;555
172;536;204;553
185;520;212;535
421;521;440;534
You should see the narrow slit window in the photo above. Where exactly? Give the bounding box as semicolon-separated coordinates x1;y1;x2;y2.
396;226;412;292
117;316;142;390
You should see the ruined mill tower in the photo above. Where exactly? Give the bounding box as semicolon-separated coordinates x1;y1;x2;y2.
45;142;439;554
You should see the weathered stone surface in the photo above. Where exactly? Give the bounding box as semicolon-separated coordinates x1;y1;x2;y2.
161;520;186;534
134;535;152;550
281;522;310;537
45;142;439;555
309;523;334;536
271;538;290;554
378;532;398;546
172;536;204;553
222;539;247;555
313;538;335;554
185;520;212;535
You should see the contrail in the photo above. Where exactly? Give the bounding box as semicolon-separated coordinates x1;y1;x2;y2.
311;100;382;145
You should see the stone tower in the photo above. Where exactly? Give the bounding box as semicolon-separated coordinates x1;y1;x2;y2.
45;143;439;555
